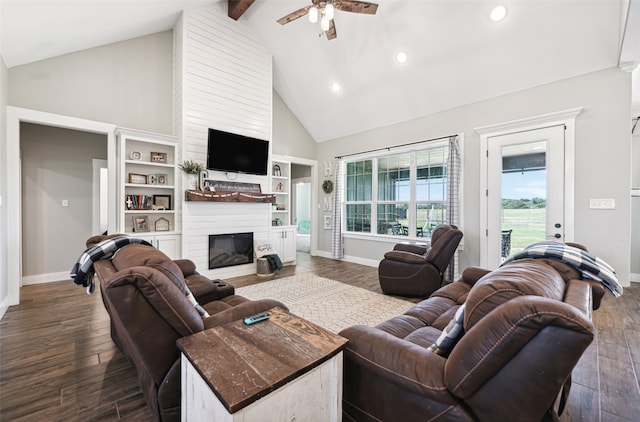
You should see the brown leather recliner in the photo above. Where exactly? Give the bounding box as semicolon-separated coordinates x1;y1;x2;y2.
378;224;463;297
90;238;287;422
340;259;605;422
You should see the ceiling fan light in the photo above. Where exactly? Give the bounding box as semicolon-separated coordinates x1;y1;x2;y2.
321;15;330;32
325;3;335;20
309;6;319;23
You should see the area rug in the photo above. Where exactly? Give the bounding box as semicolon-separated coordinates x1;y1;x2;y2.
236;273;414;333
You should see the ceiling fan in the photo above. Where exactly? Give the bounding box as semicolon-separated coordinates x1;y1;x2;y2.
277;0;379;40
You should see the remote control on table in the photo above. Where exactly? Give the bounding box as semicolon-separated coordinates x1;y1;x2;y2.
243;312;270;325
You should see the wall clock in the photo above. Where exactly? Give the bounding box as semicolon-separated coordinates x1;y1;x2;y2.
322;180;334;194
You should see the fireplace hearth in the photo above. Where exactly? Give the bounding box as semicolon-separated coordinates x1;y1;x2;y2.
209;232;254;269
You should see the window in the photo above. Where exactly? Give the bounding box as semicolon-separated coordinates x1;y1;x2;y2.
345;160;372;232
344;143;449;238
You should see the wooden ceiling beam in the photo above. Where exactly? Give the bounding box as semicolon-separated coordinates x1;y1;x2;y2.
228;0;256;21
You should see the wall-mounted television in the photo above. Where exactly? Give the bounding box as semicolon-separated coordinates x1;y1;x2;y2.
206;128;269;176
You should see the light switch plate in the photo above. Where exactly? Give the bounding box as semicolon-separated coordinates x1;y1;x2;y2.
589;199;615;209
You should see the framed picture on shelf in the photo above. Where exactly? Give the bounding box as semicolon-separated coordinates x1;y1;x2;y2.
133;215;150;232
128;173;147;184
153;195;171;210
156;174;168;185
155;217;170;231
150;152;167;164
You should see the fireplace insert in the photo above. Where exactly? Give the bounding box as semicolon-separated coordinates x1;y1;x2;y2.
208;232;254;269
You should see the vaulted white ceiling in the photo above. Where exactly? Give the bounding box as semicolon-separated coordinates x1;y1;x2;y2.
1;0;638;142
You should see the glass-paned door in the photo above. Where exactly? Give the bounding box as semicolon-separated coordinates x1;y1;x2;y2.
486;125;565;267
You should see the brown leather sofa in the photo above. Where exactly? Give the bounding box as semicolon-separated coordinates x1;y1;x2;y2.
378;224;463;297
89;237;287;422
340;259;605;421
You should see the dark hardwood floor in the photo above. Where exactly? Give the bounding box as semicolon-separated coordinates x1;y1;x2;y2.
0;252;638;421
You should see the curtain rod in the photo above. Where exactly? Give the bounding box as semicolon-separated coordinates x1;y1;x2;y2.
334;134;457;159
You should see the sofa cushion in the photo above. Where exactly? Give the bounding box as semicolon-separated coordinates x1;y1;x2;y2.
464;260;565;330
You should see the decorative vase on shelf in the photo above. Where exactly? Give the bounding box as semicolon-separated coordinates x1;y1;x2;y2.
186;174;198;190
178;160;205;191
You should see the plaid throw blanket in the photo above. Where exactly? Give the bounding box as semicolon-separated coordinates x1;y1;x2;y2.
501;242;623;297
70;236;152;294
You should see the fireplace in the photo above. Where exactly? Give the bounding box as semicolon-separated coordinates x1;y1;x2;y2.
209;232;254;269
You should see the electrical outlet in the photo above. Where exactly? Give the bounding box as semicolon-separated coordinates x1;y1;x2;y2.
62;199;69;207
589;199;615;209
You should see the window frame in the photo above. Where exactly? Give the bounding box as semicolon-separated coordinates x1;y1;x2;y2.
342;140;456;241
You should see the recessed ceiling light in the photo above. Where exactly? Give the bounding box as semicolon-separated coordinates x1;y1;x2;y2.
490;5;507;22
396;52;408;64
331;82;341;93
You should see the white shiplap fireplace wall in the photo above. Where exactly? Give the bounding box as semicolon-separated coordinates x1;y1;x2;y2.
174;4;273;279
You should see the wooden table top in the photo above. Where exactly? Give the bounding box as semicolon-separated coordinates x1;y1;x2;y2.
177;306;348;413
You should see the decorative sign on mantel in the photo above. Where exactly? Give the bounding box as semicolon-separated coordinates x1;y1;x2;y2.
185;190;275;203
201;180;262;193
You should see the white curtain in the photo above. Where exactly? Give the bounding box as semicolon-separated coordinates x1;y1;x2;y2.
446;135;461;281
331;160;343;259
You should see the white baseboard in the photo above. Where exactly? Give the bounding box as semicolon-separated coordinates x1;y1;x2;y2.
343;254;379;268
22;271;71;285
630;273;640;283
314;250;379;268
0;295;8;320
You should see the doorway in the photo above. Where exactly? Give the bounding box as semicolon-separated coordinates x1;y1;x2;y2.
291;163;312;254
486;126;565;267
477;108;581;269
5;107;116;305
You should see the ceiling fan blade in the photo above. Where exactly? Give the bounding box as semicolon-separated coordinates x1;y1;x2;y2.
277;5;313;25
325;20;337;40
334;0;379;15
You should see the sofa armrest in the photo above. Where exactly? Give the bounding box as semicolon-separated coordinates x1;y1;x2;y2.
393;243;428;255
383;250;428;264
174;259;197;277
339;325;457;404
185;274;235;304
460;266;491;286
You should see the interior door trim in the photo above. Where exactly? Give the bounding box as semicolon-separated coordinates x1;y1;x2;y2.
475;107;582;268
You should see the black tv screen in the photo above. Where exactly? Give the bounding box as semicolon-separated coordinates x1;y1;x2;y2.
206;128;269;175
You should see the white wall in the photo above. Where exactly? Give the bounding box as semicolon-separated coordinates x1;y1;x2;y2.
0;53;8;318
273;91;317;160
20;123;107;282
8;31;174;135
317;67;632;285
